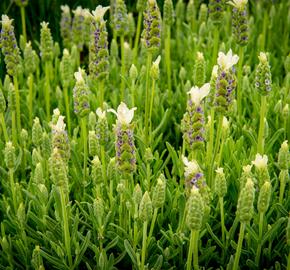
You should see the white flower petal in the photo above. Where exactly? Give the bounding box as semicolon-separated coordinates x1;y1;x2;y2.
96;108;106;118
92;5;110;21
188;83;210;106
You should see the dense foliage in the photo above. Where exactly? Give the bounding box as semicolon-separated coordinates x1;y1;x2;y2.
0;0;289;269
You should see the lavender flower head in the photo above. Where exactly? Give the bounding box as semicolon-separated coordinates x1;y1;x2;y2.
0;15;21;76
60;5;72;48
108;102;137;174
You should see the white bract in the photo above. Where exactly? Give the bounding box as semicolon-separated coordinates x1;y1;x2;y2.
1;15;13;27
108;102;137;125
252;154;268;170
281;140;288;150
182;156;200;178
211;65;218;77
258;52;268;63
243;164;252;173
187;83;210;106
215;167;224;175
74;68;85;82
92;5;110;21
96;108;106;119
228;0;248;10
217;49;239;71
222;116;230;131
52;115;66;133
60;5;70;13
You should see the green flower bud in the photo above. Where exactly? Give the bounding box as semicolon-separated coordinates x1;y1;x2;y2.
152;174;166;209
198;4;208;25
89;6;110;80
31;246;45;270
176;0;185;23
283;104;289;120
252;154;269;188
139;191;153;222
164;0;175;26
83;9;92;47
41;132;51;159
257;181;271;214
186;0;195;24
23;41;39;76
0;15;21;76
112;0;129;36
20;129;28;143
186;187;204;231
124;42;132;70
150;55;161;80
73;68;90;117
34;162;44;185
137;0;147;12
239;164;253;190
4;141;15;169
60;5;72;49
255;52;272;95
237;178;255;223
49;148;68;193
128;13;136;38
32;117;43;147
60;49;73;89
89;131;99;157
0;87;6;113
179;66;187;81
54;42;60;58
72;7;85;51
8;82;16;111
142;0;162;53
110;38;119;59
129;64;138;81
17;202;25;225
70;44;79;69
32;148;42;166
214;167;227;198
88;111;97;131
96;108;109;146
209;0;225;24
91;156;102;185
278;140;289;170
193;52;206;87
133;183;142;205
107;157;117;182
230;0;249;46
40;22;53;62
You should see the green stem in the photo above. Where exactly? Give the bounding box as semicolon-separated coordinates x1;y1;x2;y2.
147;208;158;247
149;78;156;145
0;113;9;142
187;230;199;270
217;134;225;167
237;46;244;118
13;76;21;133
193;230;199;270
28;74;34;127
12;111;17;146
120;35;125;101
165;25;172;93
131;80;135;107
45;62;51;120
279;170;287;204
257;95;267;154
63;87;71;136
219;197;226;246
212;27;219;68
101;145;107;187
141;221;148;270
255;213;264;265
59;187;72;267
144;53;152;145
206;108;215;188
133;12;143;63
81;117;88;182
20;6;27;44
233;222;245;270
99;79;105;108
9;168;17;212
